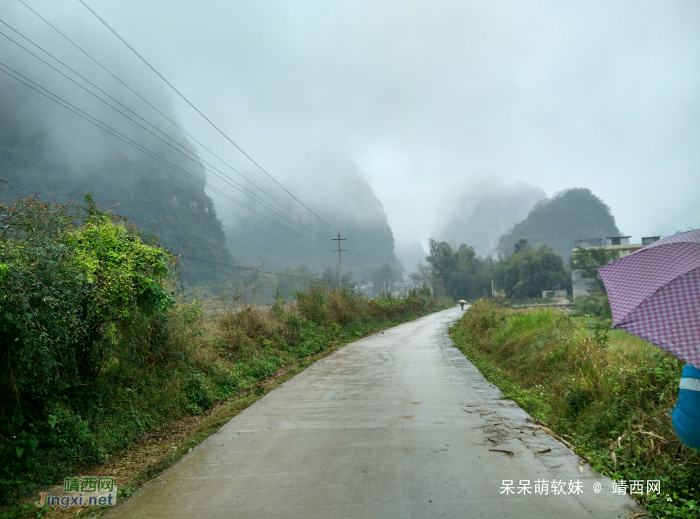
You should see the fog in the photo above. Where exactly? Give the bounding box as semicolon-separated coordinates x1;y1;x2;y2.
436;180;546;257
220;151;400;275
1;0;699;274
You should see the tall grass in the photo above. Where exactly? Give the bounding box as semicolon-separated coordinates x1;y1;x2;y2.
0;285;449;509
450;299;700;518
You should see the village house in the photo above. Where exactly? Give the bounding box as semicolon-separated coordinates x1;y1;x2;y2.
571;236;660;299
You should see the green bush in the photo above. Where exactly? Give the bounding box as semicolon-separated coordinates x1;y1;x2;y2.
245;357;283;381
0;195;175;503
295;285;328;325
183;374;215;415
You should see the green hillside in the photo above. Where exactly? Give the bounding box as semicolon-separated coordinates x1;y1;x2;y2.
497;188;621;259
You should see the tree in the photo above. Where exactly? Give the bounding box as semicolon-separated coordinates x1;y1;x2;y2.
275;265;314;298
408;261;436;295
370;263;403;295
322;265;355;289
1;194;175;454
424;239;492;300
495;239;569;298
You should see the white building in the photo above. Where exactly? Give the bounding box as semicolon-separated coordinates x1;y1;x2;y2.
571;236;660;300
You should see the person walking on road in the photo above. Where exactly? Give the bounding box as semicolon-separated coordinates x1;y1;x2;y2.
459;299;466;311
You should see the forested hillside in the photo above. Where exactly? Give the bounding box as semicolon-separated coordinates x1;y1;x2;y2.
0;68;235;289
498;188;621;259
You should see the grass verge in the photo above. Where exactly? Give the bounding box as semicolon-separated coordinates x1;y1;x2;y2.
1;289;450;518
450;299;700;518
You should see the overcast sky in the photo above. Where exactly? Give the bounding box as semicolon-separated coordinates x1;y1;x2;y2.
3;0;699;250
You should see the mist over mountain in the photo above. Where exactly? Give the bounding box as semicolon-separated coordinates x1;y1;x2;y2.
437;181;546;257
497;188;621;260
219;153;400;280
395;241;428;276
0;55;234;287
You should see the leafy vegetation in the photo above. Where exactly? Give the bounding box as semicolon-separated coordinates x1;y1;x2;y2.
498;188;622;260
494;239;569;298
0;194;175;504
0;193;449;510
421;239;493;299
413;237;569;301
450;300;700;518
569;245;619;297
573;293;612;319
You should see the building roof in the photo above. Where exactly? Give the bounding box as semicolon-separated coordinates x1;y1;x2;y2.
572;243;643;252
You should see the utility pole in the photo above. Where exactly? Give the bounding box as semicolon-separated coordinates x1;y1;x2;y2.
331;234;347;288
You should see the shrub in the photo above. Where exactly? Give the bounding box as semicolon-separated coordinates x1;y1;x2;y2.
0;194;175;503
0;195;174;419
295;285;328;325
183;374;215;415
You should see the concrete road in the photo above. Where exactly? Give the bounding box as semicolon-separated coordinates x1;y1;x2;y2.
110;307;642;519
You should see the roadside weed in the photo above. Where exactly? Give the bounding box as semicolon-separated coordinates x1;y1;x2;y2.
450;300;699;518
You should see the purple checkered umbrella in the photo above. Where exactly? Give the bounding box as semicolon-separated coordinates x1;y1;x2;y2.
598;230;700;368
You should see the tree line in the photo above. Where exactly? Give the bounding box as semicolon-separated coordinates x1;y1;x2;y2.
410;238;571;301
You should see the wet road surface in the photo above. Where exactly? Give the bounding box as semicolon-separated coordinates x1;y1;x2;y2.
109;307;642;518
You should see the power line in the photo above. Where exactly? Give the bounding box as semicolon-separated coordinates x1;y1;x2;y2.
77;0;339;234
181;256;315;281
16;0;330;239
9;2;384;281
345;248;374;279
31;1;385;278
0;63;329;250
0;21;329;243
0;66;349;287
0;64;324;250
0;54;374;279
186;248;366;287
344;238;375;272
1;57;368;286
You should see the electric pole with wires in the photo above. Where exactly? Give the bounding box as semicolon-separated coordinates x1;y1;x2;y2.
331;234;347;288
